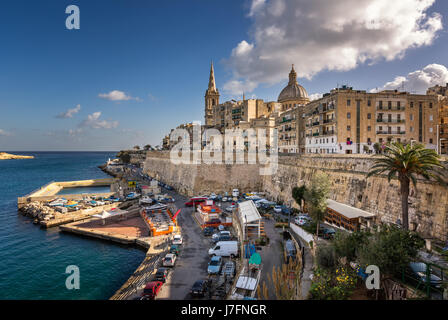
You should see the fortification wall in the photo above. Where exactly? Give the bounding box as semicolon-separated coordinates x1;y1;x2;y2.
142;151;448;240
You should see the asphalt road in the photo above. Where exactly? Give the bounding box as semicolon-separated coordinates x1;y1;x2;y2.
156;191;211;300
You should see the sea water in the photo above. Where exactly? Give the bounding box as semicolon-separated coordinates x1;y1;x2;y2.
0;152;146;299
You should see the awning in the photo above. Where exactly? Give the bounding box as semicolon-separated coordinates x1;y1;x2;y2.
238;200;261;224
327;199;375;219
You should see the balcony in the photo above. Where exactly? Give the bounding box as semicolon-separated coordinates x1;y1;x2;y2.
321;130;335;136
323;118;335;124
376;118;405;123
312;132;320;136
376;130;406;135
376;106;405;112
280;118;292;123
312;121;320;126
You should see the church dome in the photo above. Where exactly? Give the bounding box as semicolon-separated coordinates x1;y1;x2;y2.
278;65;309;103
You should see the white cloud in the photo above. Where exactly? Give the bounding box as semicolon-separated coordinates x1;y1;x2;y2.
68;128;84;136
79;112;119;129
309;93;323;101
0;129;12;136
98;90;139;102
223;79;258;96
56;104;81;119
224;0;443;93
372;63;448;94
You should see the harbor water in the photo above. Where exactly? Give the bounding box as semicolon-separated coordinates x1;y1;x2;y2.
0;152;146;299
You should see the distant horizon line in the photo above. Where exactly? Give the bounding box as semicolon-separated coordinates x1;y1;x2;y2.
2;150;120;153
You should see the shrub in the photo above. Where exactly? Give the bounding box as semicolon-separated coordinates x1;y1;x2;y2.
317;244;336;269
310;266;358;300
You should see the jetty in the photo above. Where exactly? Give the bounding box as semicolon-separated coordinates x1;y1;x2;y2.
0;152;34;160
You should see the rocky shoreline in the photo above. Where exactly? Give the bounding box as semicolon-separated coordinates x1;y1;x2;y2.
0;152;34;160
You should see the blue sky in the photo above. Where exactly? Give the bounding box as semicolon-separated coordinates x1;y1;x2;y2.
1;0;448;151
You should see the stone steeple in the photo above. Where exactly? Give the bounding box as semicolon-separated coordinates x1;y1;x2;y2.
205;61;220;127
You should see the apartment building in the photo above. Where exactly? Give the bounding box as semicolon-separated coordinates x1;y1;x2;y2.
304;87;439;154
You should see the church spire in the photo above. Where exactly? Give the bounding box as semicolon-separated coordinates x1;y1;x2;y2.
208;61;217;91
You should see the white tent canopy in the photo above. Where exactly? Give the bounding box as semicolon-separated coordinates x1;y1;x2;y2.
238;200;261;224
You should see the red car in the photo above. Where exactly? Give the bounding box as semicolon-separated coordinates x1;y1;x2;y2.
142;281;163;299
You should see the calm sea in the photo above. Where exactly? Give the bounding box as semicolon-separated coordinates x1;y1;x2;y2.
0;152;146;300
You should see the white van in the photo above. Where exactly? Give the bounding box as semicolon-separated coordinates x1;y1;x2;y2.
208;241;238;258
232;189;239;197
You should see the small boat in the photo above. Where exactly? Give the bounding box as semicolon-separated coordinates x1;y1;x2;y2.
139;196;153;205
64;200;79;208
126;192;140;200
48;198;67;207
90;200;105;207
106;196;120;202
145;203;167;211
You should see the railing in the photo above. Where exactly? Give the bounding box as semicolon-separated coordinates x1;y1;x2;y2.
321;130;335;136
323;118;335;124
312;121;320;126
377;106;405;111
312;132;319;136
376;119;405;123
376;131;406;135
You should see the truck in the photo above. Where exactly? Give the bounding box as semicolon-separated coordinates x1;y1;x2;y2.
232;189;239;198
208;241;238;258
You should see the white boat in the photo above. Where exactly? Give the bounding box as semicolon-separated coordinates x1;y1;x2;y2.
145;203;167;211
139;196;153;205
48;198;67;207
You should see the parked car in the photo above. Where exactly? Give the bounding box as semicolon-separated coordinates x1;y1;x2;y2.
212;230;231;242
294;215;311;226
162;253;177;267
319;227;336;239
232;189;239;197
172;234;183;245
223;261;236;278
190;279;212;297
409;262;443;288
273;205;282;213
141;281;163;299
154;268;169;283
169;244;180;256
281;206;292;215
222;197;228;202
209;193;218;200
207;256;223;274
205;218;222;226
225;204;238;212
284;240;297;263
203;227;215;236
214;234;232;243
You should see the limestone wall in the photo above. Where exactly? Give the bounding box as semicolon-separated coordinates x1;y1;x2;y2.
142;151;448;240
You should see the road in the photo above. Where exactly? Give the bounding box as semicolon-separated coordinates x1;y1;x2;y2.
156;190;211;300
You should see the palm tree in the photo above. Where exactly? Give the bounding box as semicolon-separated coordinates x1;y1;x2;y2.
367;142;446;230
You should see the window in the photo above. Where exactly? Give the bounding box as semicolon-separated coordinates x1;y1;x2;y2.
347;112;351;119
429;115;433;121
347;99;351;106
347;125;351;131
388;101;392;108
429;102;433;108
367;113;371;119
397;101;401;107
410;102;414;108
367;100;371;107
410;114;413;121
430;138;433;144
410;126;414;132
379;101;383;108
429;127;433;133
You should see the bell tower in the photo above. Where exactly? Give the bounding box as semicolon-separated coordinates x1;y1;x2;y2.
205;62;220;127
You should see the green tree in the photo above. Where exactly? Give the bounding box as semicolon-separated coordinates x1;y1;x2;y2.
373;142;381;154
118;151;131;164
333;231;371;262
133;145;140;150
144;144;152;151
358;224;424;276
367;142;446;230
304;172;331;238
292;185;307;211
